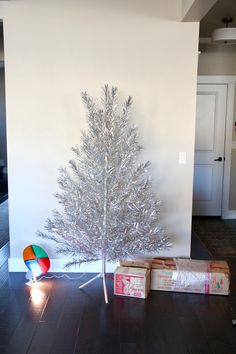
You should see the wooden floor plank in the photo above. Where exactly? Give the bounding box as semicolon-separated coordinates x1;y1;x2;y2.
27;322;56;354
3;286;50;354
179;316;213;354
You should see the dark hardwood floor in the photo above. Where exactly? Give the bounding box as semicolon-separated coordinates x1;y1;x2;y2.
0;235;235;354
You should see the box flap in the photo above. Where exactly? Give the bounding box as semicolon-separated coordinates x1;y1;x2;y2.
115;266;148;276
120;260;152;269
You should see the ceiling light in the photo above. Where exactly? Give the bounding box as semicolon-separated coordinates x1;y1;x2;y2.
212;17;236;44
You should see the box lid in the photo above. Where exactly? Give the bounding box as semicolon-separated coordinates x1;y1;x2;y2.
120;260;152;269
115;266;149;276
151;258;229;275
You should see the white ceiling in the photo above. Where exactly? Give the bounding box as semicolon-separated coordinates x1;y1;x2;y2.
200;0;236;37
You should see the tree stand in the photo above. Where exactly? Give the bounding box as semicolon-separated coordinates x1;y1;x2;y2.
79;257;109;304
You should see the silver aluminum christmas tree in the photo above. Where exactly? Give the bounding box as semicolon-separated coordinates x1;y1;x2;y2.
38;85;171;303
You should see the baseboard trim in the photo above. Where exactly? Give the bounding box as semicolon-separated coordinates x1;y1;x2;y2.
222;210;236;219
8;257;118;273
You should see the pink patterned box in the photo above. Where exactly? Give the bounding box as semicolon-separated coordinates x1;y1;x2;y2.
151;258;230;295
114;266;150;299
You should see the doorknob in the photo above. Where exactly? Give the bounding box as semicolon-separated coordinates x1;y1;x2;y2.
214;157;223;162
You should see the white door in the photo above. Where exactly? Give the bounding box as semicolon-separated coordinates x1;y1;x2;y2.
192;84;227;216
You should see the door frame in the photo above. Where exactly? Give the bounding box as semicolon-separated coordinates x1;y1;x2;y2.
197;76;236;219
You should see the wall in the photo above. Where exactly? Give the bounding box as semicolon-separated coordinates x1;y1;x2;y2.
198;43;236;210
0;21;4;62
0;0;199;272
0;21;7;173
0;66;6;168
198;44;236;74
229;149;236;210
231;88;236;210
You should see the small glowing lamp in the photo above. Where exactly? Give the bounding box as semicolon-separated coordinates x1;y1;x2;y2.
23;245;50;286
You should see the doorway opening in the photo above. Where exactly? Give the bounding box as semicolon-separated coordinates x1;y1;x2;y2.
0;21;7;203
0;20;9;266
191;77;236;259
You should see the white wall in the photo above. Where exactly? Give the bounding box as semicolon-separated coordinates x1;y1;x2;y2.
0;0;199;272
198;44;236;75
0;19;5;166
229;149;236;210
0;67;6;167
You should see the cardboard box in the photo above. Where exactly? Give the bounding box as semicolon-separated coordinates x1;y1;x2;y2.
151;258;230;295
114;266;150;299
119;259;152;269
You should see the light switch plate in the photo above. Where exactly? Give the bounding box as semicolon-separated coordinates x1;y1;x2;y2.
179;152;186;164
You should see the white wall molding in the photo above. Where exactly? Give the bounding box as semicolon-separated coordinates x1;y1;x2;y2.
232;141;236;149
222;211;236;219
198;76;236;219
8;258;118;273
223;82;235;219
198;76;236;84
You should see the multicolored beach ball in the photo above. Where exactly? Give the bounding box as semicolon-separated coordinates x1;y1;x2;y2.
23;245;50;277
